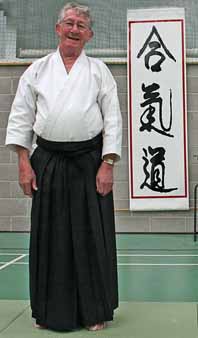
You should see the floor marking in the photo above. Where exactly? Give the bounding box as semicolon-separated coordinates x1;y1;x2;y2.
11;262;28;265
118;263;198;266
0;262;28;265
117;254;198;257
0;262;198;270
0;304;30;334
0;254;27;271
0;262;198;266
0;253;28;256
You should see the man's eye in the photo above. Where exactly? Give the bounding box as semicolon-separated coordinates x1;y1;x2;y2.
78;24;86;29
65;22;73;26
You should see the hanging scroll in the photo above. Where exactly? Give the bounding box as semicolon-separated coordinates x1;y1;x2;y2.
127;8;189;210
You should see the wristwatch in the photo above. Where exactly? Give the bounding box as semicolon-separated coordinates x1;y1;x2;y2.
103;158;114;166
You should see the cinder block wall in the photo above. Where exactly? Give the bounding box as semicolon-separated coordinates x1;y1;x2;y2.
0;63;197;232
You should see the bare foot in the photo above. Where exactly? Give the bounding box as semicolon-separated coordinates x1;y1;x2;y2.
87;322;106;331
34;323;46;329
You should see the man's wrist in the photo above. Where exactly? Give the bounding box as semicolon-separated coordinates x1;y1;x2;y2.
103;158;114;166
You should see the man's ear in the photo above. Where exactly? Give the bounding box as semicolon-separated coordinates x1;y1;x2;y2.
55;23;61;37
87;29;94;42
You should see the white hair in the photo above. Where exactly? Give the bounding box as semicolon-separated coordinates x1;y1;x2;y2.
57;2;93;28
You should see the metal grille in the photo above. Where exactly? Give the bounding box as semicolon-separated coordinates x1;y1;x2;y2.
1;0;198;60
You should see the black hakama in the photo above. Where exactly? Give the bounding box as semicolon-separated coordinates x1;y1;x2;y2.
29;133;118;331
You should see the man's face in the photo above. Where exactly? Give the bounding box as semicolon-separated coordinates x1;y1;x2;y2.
56;9;93;55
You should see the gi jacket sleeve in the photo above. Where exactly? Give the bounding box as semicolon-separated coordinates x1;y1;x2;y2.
5;67;37;152
97;62;122;161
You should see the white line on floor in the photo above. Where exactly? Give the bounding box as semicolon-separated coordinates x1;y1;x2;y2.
12;262;28;265
117;254;198;257
1;253;198;257
118;263;198;266
0;254;28;271
0;253;28;256
0;262;28;265
1;262;198;266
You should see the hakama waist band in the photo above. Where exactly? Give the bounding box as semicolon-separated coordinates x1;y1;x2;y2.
36;133;102;154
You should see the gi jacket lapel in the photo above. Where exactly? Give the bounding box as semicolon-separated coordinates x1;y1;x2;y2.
42;49;88;140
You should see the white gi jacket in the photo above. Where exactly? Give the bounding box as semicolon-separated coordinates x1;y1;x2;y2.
5;49;122;160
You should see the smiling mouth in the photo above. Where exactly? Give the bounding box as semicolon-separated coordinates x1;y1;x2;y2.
68;36;80;41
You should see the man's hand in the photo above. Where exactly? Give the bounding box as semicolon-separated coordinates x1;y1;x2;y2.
96;161;114;196
16;146;38;197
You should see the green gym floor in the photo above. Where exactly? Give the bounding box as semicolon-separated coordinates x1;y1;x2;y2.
0;233;198;337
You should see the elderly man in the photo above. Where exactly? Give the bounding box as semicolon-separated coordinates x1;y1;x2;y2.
6;2;122;332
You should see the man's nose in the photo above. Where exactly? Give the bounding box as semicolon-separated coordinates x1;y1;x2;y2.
71;23;80;32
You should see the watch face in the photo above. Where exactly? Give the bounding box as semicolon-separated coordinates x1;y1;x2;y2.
104;159;114;165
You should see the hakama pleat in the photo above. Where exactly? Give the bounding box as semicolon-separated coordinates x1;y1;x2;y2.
29;134;118;331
